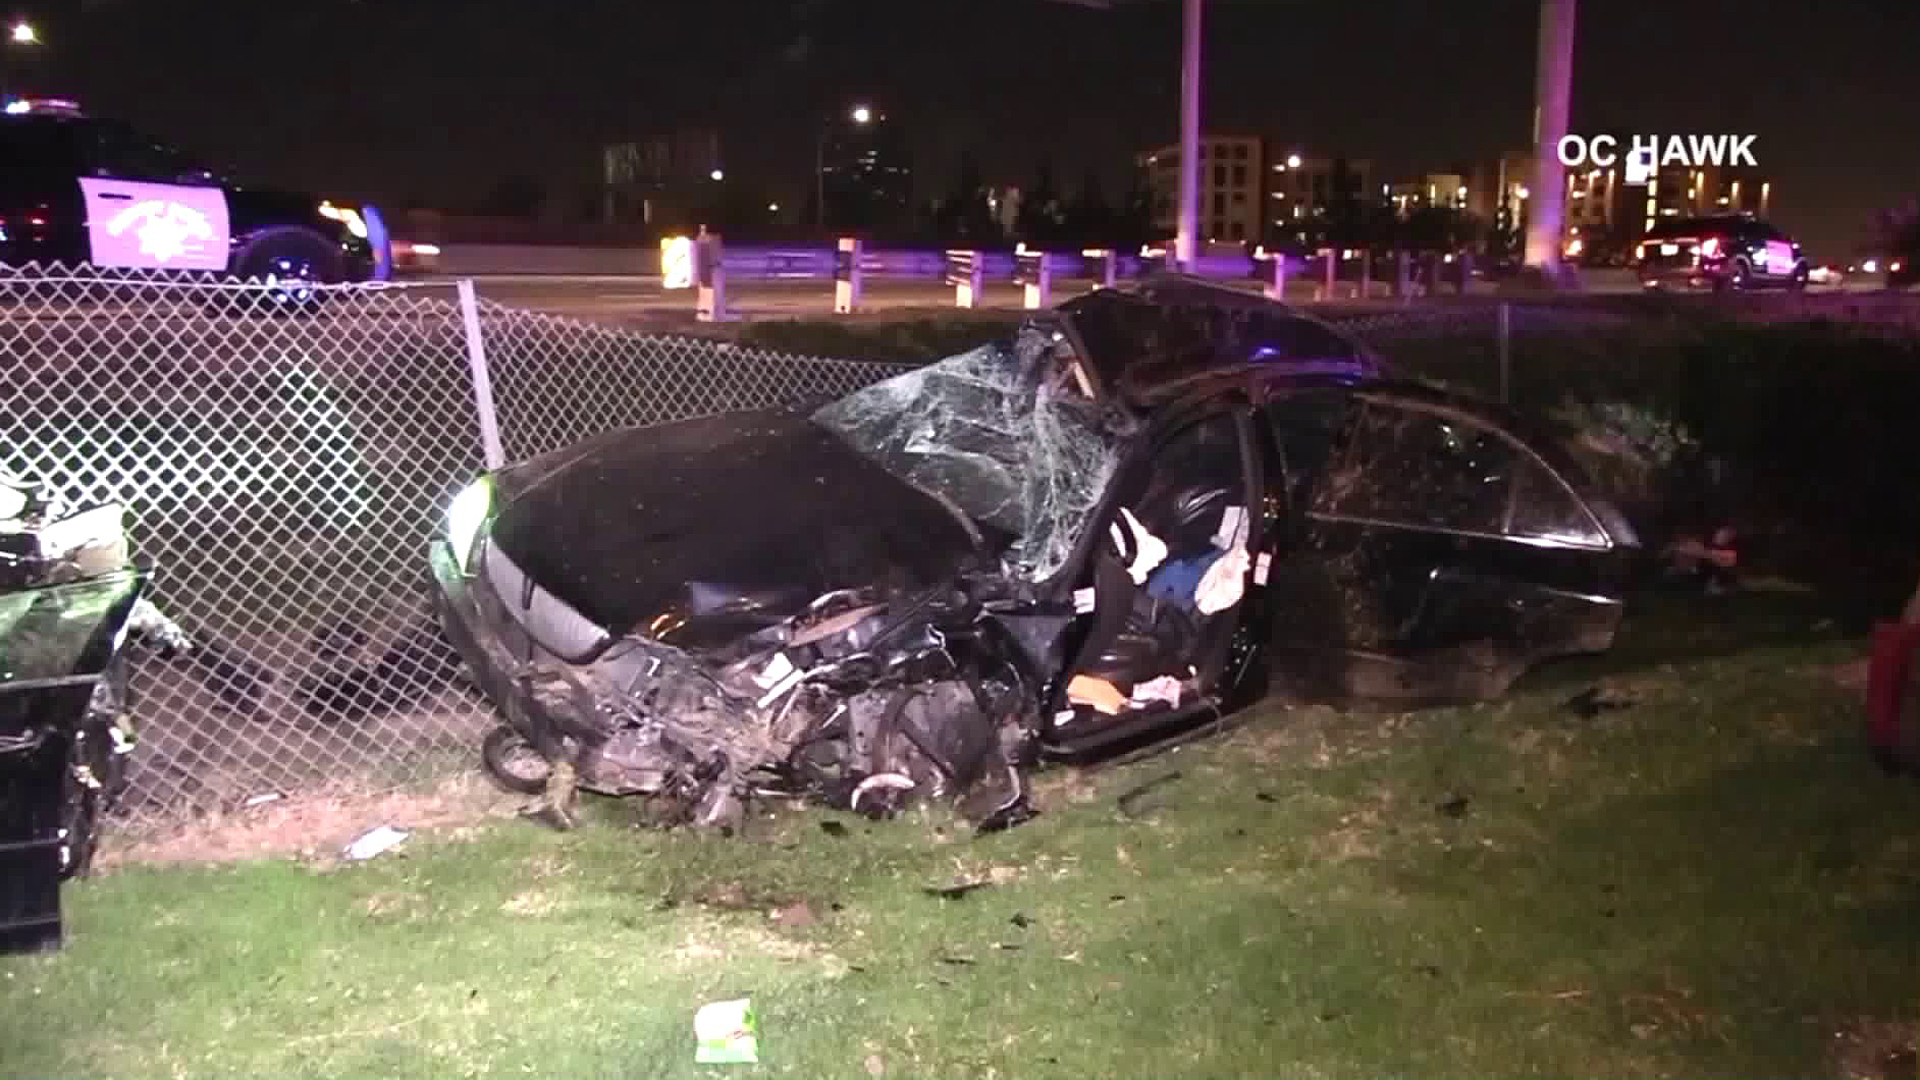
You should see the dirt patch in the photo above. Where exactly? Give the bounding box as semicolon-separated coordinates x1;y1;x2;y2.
97;772;519;868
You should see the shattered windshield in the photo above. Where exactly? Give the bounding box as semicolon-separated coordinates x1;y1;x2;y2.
811;323;1122;582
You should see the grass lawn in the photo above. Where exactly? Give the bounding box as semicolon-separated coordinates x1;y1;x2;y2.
4;591;1917;1079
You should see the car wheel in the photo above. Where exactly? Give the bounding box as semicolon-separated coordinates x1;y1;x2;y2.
1725;259;1750;292
481;724;553;795
1788;262;1809;291
232;227;343;310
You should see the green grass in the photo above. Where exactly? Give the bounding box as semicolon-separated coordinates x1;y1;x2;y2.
5;593;1918;1079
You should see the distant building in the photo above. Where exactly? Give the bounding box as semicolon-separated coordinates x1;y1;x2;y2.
1136;135;1264;245
601;129;721;225
1266;154;1373;249
819;109;913;229
1385;172;1470;219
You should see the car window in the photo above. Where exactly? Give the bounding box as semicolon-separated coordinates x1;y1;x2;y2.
82;121;204;182
1316;403;1516;534
1264;392;1352;511
0;119;81;171
1506;454;1606;546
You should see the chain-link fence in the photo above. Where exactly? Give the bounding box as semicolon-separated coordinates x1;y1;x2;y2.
0;265;906;829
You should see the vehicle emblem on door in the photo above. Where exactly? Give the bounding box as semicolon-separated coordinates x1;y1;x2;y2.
106;200;213;262
78;178;231;271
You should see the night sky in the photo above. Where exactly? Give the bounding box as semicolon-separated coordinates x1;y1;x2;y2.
26;0;1920;255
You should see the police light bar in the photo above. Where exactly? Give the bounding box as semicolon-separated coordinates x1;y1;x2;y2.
3;97;83;117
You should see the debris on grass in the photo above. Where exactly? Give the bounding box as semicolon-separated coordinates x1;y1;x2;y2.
820;820;850;838
1117;771;1183;817
342;825;408;861
922;881;992;900
693;998;759;1064
1565;684;1640;719
1436;796;1471;819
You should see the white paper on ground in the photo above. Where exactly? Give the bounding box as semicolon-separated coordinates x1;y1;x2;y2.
343;825;408;860
1254;551;1272;586
1073;586;1096;613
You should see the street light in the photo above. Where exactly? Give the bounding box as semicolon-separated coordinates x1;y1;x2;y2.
10;22;36;45
710;168;725;181
1285;153;1302;169
851;105;872;125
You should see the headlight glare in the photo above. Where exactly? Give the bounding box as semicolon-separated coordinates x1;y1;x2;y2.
446;477;491;573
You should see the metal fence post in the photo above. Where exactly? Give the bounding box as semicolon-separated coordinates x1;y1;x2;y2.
1084;247;1117;290
1359;250;1372;299
1321;247;1336;298
456;278;506;469
1497;301;1512;404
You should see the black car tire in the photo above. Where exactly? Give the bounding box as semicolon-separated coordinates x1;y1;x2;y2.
1788;262;1809;291
1724;259;1750;292
482;723;553;795
231;227;343;310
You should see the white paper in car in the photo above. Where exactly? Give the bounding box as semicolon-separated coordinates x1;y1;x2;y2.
1073;587;1097;614
751;652;796;690
1254;552;1272;586
1130;675;1184;708
1196;546;1252;614
1109;507;1168;585
1213;505;1248;551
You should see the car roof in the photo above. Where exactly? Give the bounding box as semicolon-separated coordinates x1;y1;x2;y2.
1053;274;1381;405
1643;214;1775;237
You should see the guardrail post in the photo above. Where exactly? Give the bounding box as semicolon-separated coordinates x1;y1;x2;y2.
1083;248;1117;290
1456;250;1473;295
1395;249;1411;301
946;249;983;308
1320;247;1336;299
695;231;731;321
1014;245;1052;310
833;236;863;314
1497;301;1512;404
1259;249;1287;301
1359;250;1373;299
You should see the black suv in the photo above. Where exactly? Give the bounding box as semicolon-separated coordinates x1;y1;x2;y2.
0;99;386;284
1637;214;1808;292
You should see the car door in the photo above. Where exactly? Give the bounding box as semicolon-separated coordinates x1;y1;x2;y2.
1265;387;1624;700
1758;224;1796;278
73;120;230;272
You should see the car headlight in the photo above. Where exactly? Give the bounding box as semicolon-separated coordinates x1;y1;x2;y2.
318;200;369;239
446;477;492;573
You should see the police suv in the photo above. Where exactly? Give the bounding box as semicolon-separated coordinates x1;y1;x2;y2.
0;98;388;284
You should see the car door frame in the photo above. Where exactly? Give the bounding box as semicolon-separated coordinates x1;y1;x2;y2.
1266;380;1628;700
1037;386;1271;754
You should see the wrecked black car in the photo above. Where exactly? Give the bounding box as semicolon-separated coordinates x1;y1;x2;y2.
428;278;1637;831
3;471;186;951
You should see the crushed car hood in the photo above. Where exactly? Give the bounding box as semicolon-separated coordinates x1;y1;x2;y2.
486;410;987;651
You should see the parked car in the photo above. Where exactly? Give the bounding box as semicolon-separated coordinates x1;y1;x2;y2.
0;98;388;288
1637;214;1808;292
428;278;1638;831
